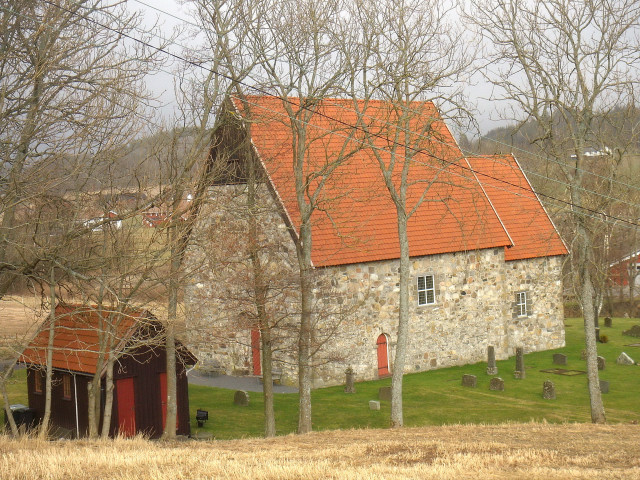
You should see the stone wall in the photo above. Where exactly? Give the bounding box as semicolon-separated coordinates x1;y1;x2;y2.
503;255;565;356
184;185;566;388
184;183;301;382
310;250;565;386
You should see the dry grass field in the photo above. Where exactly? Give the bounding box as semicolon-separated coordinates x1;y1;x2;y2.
1;423;639;479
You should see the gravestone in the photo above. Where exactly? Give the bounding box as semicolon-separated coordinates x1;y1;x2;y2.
344;367;356;394
489;377;504;391
369;400;380;411
487;345;498;375
542;380;556;399
378;386;392;401
553;353;567;365
599;380;610;394
462;374;477;388
597;356;606;370
616;352;635;365
622;325;640;337
514;347;526;379
233;390;250;406
604;317;612;328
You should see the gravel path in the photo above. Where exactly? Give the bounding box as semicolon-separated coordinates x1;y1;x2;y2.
187;370;298;393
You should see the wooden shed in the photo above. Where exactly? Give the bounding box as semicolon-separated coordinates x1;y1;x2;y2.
19;304;196;438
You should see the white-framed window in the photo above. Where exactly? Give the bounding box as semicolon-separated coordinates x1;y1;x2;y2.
515;291;528;317
417;274;435;306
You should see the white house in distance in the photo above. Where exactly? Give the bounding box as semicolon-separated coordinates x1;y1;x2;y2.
184;96;568;387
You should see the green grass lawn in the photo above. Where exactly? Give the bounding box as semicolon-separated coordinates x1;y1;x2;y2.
190;317;640;439
4;317;640;438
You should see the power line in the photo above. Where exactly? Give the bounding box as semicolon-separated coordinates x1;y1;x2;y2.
230;95;640;232
56;0;640;213
129;0;640;201
11;0;640;231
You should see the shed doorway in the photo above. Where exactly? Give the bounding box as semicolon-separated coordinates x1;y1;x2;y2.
116;377;136;437
376;334;390;377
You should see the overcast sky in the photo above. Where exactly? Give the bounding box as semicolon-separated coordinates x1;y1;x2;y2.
135;0;506;137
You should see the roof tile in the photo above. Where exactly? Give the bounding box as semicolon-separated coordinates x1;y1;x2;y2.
20;304;147;375
235;97;562;266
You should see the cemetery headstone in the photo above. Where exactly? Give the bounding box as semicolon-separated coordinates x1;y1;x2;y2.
514;347;526;379
597;356;606;370
489;377;504;391
542;380;556;399
378;386;392;401
487;345;498;375
369;400;380;411
233;390;250;406
599;380;609;394
622;325;640;337
553;353;567;365
462;374;477;388
604;317;612;328
616;352;635;365
344;367;356;394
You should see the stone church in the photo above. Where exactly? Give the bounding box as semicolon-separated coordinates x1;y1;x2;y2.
184;96;568;387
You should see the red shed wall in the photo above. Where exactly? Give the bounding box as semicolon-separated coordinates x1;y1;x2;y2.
110;346;191;438
26;346;191;438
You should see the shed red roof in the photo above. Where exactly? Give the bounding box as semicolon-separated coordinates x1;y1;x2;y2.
467;155;568;260
232;96;564;266
20;304;149;375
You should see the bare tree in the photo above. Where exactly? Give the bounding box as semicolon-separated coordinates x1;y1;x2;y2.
467;0;640;423
196;0;357;434
345;0;473;427
0;0;167;436
0;0;158;296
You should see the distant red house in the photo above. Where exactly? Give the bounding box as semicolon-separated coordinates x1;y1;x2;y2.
20;304;196;438
142;195;193;228
609;250;640;288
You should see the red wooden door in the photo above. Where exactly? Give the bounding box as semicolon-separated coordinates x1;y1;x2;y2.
159;372;179;430
251;328;261;376
377;334;390;377
116;377;136;437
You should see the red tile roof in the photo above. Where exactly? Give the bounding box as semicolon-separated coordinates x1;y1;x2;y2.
467;155;568;260
20;304;149;375
233;96;563;266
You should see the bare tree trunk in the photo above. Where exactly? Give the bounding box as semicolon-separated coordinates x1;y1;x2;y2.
297;223;313;434
391;210;410;428
162;217;180;440
88;306;107;438
578;223;606;424
39;270;57;438
260;327;276;437
245;130;277;437
162;320;177;439
1;365;19;436
100;354;115;437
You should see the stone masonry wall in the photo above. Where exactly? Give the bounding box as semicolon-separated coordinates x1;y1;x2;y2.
184;185;566;388
311;250;565;386
184;183;301;383
503;255;565;356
